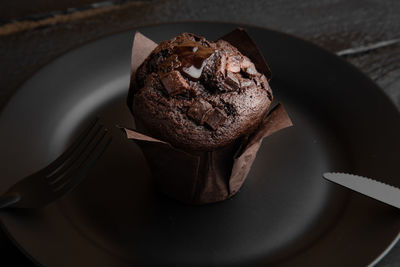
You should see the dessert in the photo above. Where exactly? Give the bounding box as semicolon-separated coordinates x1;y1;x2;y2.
124;29;292;204
129;33;273;150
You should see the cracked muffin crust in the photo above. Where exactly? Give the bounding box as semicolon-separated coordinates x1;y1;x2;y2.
130;32;273;151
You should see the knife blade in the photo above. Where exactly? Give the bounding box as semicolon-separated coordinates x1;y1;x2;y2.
323;172;400;209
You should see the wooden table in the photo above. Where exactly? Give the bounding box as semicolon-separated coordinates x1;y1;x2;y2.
0;0;399;265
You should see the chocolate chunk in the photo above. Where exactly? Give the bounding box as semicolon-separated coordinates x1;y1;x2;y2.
260;74;273;100
260;74;269;90
174;40;215;80
216;54;226;77
187;99;213;124
204;108;228;130
240;56;253;69
226;56;241;73
225;71;240;91
240;56;257;76
245;66;257;76
160;70;190;96
240;78;254;88
220;28;272;80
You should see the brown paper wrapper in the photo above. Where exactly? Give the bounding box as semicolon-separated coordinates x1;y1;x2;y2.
124;29;293;204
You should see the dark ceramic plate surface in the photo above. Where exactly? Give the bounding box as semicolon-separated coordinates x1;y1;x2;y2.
0;23;399;267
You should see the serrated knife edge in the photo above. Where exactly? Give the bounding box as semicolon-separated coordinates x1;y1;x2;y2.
323;172;400;209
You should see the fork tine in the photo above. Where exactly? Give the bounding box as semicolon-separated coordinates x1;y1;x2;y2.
49;127;108;187
42;118;99;177
52;133;112;195
46;123;103;181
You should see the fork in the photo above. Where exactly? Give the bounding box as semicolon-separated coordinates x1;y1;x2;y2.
0;118;112;209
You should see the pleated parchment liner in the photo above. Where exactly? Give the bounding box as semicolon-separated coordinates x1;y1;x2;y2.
123;29;293;205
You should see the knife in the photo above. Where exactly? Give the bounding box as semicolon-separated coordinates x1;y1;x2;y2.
323;172;400;209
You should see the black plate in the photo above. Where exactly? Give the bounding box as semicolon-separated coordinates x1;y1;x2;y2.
0;23;399;267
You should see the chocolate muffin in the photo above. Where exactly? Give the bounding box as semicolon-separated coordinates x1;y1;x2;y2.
129;33;273;151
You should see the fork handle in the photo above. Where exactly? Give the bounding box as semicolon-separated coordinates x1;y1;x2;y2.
0;193;21;209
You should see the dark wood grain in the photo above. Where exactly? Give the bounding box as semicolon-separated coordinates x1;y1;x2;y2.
0;0;399;266
344;44;400;107
0;0;121;22
1;0;399;109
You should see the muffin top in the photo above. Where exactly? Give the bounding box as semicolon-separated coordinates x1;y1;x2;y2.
130;33;273;151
